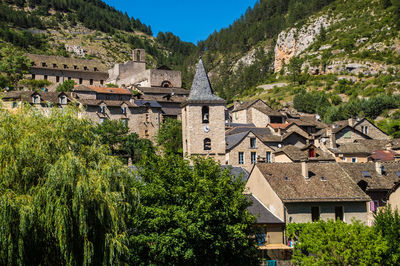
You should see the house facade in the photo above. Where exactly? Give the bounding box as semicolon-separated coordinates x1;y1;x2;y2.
246;163;370;224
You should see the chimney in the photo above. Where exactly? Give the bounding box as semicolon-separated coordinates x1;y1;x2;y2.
302;161;309;179
375;162;383;175
277;126;282;135
327;127;337;149
348;118;355;127
386;142;392;151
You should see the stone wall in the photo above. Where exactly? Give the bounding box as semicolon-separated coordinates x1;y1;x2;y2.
335;128;368;144
227;132;275;171
354;120;390;140
250;108;270;127
232;109;248;124
31;68;108;91
285;202;368;224
149;69;182;88
182;103;226;162
107;61;146;84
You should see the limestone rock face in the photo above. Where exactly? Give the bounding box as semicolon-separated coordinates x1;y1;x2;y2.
274;16;330;72
65;44;86;57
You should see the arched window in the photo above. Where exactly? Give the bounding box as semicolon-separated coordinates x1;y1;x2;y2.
202;106;209;123
161;80;172;88
204;138;211;151
136;50;141;62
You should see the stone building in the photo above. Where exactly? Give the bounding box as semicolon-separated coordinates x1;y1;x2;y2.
246;162;371;225
107;49;182;88
231;99;285;127
26;54;108;91
182;59;226;163
1;90;73;109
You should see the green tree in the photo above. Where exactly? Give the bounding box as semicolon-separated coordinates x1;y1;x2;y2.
128;155;257;265
288;57;303;84
56;80;75;92
19;78;52;91
0;106;135;265
287;220;388;265
123;132;154;164
0;46;32;89
374;206;400;265
156;118;182;155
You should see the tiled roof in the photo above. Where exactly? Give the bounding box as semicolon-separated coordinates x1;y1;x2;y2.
74;85;131;95
329;143;371;155
247;195;284;224
226;131;250;151
226;126;273;136
339;162;400;191
187;59;224;103
138;86;189;95
256;163;370;202
371;150;398;162
269;123;293;130
253;105;284;117
78;99;136;107
274;145;335;162
221;165;250;183
26;54;108;72
1;91;73;104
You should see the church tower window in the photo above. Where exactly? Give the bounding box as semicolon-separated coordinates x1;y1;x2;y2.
204;138;211;151
202;106;209;123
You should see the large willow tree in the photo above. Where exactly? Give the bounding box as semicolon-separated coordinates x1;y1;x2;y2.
0;106;136;265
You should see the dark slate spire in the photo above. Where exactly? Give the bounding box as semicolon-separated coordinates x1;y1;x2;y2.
188;59;224;102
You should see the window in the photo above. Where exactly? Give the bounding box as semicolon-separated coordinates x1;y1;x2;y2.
308;148;316;158
32;95;40;104
59;96;67;105
56;76;60;83
94;67;98;72
250;138;256;148
79;78;83;84
53;63;57;68
370;201;378;213
202;106;209;123
266;152;271;163
41;62;47;67
251;152;257;164
204;138;211;151
351;157;357;163
68;77;71;80
90;79;93;85
31;74;35;80
84;66;88;71
335;206;344;221
145;129;149;137
100;106;105;114
44;75;48;80
74;65;78;70
145;113;149;122
238;152;244;164
311;207;320;222
121;119;128;127
100;80;104;85
122;107;127;115
64;64;68;69
364;126;368;135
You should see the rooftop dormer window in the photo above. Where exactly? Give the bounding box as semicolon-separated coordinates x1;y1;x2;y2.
100;106;105;114
84;66;88;71
32;95;40;104
94;67;98;71
63;64;68;69
122;106;127;115
53;63;58;68
59;95;67;105
74;65;78;70
41;62;47;67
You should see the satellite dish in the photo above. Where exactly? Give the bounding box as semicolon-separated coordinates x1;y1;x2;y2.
203;125;210;133
321;138;326;143
278;144;282;148
316;114;321;121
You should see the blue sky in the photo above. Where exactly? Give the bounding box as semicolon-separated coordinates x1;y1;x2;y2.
103;0;258;44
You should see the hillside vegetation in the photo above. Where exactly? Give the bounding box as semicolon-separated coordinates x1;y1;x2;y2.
0;0;195;81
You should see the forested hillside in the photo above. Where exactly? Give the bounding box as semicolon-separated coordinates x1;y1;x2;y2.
0;0;195;77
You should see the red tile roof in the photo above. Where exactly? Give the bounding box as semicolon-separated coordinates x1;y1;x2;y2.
268;123;292;129
371;150;398;162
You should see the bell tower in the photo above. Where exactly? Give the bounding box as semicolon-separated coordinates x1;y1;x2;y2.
182;59;226;162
